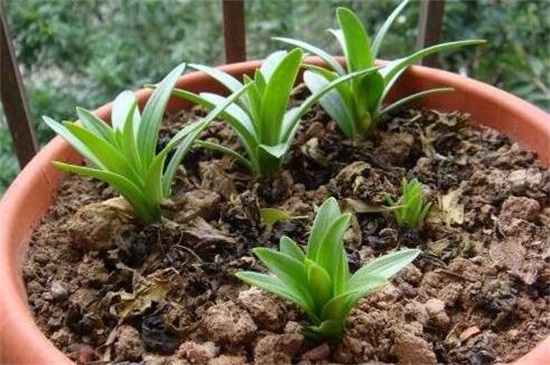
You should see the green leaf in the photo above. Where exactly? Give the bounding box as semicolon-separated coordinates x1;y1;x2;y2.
305;319;345;340
282;66;380;142
347;249;420;291
380;40;486;85
253;247;315;312
62;122;141;183
199;92;256;138
138;63;186;167
259;49;303;145
273;36;346;76
190;63;244;93
279;236;305;262
378;87;453;117
76;107;115;144
259;50;288;81
261;208;292;228
336;7;373;72
303;71;356;137
119;101;142;175
170;88;258;160
43;116;103;168
306;259;333;311
316;213;351;280
258;143;287;159
307;197;341;260
235;271;314;315
321;275;387;322
111;90;139;132
52;162;159;223
357;71;385;119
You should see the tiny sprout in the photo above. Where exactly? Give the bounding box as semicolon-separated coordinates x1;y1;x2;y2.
386;177;432;229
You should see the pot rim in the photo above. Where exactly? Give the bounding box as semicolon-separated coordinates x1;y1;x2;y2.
1;59;548;364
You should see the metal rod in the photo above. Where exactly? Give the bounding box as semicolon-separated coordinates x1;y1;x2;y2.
416;0;446;68
0;4;37;167
222;0;246;64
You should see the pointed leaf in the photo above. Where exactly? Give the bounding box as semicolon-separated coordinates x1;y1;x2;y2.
273;37;346;76
306;259;333;310
52;162;158;222
112;91;139;132
321;275;387;322
348;249;420;291
303;71;356;137
378;87;453;117
380;40;486;85
307;197;341;259
139;63;186;167
76;107;115;144
235;271;314;314
259;50;288;81
259;49;303;145
62;122;140;182
253;247;315;312
316;213;351;279
279;236;305;262
190;63;244;93
336;7;373;72
43;116;103;168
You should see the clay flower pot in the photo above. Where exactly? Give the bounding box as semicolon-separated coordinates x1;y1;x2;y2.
1;60;549;364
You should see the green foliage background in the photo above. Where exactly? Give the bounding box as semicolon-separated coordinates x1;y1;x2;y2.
1;0;548;192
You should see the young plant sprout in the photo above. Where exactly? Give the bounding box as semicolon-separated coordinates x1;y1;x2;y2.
169;49;378;175
44;63;250;223
236;197;420;340
275;1;485;137
386;177;432;229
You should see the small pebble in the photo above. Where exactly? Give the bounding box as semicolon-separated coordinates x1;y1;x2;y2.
50;281;68;300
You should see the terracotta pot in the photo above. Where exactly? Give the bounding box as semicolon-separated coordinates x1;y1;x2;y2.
1;60;548;364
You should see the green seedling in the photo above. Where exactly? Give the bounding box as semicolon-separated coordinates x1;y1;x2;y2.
386;177;432;229
275;1;485;137
237;197;420;340
169;49;378;175
44;63;250;223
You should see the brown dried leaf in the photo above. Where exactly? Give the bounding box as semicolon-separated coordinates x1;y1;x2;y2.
459;326;480;342
341;198;388;214
436;188;464;226
115;269;174;320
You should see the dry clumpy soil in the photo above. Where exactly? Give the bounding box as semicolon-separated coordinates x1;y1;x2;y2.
24;89;549;364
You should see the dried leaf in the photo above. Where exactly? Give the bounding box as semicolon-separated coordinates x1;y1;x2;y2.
260;207;292;229
115;269;174;320
459;326;480;342
341;198;388;214
437;188;464;226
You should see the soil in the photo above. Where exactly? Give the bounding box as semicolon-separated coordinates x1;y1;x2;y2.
24;86;549;365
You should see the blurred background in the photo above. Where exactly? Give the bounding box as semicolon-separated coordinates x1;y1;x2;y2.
1;0;549;192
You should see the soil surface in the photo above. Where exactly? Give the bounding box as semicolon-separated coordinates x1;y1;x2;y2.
24;87;549;365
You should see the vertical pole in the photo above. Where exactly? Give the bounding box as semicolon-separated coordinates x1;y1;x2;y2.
0;5;37;167
222;0;246;64
416;0;446;68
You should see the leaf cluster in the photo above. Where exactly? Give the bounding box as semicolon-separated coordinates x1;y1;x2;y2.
43;63;249;223
170;50;377;175
276;1;485;137
237;197;420;340
386;178;432;229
